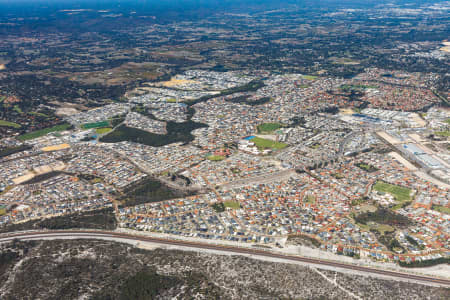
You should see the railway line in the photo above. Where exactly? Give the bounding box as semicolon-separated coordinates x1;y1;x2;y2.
1;230;449;287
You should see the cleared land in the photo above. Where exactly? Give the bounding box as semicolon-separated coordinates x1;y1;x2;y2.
251;137;287;150
41;144;71;152
18;124;71;141
160;78;198;88
388;152;418;171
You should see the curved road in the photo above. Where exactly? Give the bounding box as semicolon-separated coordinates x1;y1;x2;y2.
1;230;449;287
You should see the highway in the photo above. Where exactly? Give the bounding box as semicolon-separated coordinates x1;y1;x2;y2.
1;230;449;287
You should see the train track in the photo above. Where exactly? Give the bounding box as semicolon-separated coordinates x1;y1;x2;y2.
1;230;449;286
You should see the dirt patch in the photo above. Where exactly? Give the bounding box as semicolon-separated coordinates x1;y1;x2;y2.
160;78;198;87
56;107;80;116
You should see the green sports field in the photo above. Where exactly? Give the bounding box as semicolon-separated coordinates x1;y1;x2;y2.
257;123;282;133
373;181;412;209
81;121;110;129
251;137;287;150
207;155;225;161
18;124;71;141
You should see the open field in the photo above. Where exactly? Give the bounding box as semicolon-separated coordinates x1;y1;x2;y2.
81;121;110;129
0;120;21;128
96;127;113;134
305;194;316;204
432;205;450;214
224;200;241;209
160;78;198;88
207;155;225;161
18;123;71;141
257;122;283;133
373;181;412;202
373;181;412;209
41;144;71;152
251;136;287;150
370;223;395;235
434;131;450;137
359;204;377;213
303;75;318;80
355;221;394;235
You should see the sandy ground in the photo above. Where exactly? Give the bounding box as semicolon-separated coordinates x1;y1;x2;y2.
160;78;198;87
0;64;5;70
411;114;427;127
388;152;418;171
56;107;80;116
12;162;66;184
41;144;71;152
409;133;426;143
376;131;402;145
339;108;354;115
